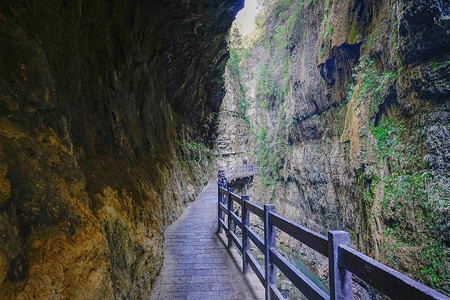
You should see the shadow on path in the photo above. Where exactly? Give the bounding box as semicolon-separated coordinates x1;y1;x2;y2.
151;181;264;300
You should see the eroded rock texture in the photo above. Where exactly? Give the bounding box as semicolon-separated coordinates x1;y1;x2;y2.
220;0;449;297
216;64;250;168
0;0;243;298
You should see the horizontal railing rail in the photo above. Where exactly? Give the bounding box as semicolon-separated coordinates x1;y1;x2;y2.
270;212;329;257
224;164;259;180
269;248;329;300
217;169;449;300
338;245;446;300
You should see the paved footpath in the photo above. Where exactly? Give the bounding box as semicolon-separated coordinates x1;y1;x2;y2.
151;181;264;300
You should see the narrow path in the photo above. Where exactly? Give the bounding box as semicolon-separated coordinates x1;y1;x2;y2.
151;181;264;300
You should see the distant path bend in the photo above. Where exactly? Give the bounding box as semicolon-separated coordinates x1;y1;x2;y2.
151;181;264;300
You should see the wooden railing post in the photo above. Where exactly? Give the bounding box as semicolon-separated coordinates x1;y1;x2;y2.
328;230;353;300
217;170;227;234
264;204;276;300
227;187;234;248
242;195;250;274
217;170;221;234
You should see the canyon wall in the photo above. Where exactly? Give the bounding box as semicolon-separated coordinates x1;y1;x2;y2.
0;0;242;298
219;0;449;297
216;41;252;169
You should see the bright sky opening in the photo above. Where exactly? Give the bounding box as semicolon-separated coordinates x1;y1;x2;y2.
235;0;259;36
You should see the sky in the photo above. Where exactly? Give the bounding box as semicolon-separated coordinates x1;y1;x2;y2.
235;0;259;36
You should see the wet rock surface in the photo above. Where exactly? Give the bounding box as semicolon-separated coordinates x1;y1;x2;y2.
219;0;449;297
0;0;243;298
398;0;450;64
216;65;250;168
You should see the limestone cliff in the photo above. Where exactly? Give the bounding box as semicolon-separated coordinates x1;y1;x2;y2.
0;0;242;298
216;41;252;169
220;0;449;297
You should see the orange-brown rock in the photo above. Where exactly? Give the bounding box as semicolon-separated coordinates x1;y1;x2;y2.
0;0;243;298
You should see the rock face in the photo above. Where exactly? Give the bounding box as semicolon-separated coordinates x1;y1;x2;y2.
220;0;449;296
216;56;251;169
0;0;242;298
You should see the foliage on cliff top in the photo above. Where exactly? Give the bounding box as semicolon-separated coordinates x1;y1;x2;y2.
227;26;252;124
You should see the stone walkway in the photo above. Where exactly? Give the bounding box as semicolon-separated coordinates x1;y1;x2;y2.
151;181;264;300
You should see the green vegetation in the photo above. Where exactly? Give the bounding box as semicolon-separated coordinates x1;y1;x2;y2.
257;127;267;143
419;241;447;289
228;47;243;79
324;0;329;12
255;1;292;103
356;168;379;207
228;0;450;294
320;46;327;57
186;141;213;160
323;24;334;41
238;0;450;294
352;56;398;117
432;61;439;72
371;119;405;159
239;99;249;115
274;25;289;47
256;105;290;188
253;8;291;188
349;21;358;44
366;32;380;48
370;119;428;209
367;116;449;292
256;62;285;102
255;0;331;192
381;220;448;292
346;82;355;103
278;242;305;262
227;26;252;125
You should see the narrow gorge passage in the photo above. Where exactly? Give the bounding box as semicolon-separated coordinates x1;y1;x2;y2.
0;0;244;298
0;0;448;299
151;181;263;300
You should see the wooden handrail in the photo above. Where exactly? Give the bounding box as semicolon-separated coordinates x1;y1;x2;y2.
270;212;328;257
217;168;449;300
223;164;259;180
339;245;447;300
269;248;329;300
244;200;264;218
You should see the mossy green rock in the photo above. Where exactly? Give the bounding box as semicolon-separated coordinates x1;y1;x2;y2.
0;0;243;298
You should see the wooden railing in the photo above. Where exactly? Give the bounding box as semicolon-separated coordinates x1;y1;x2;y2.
223;164;259;180
217;170;449;300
